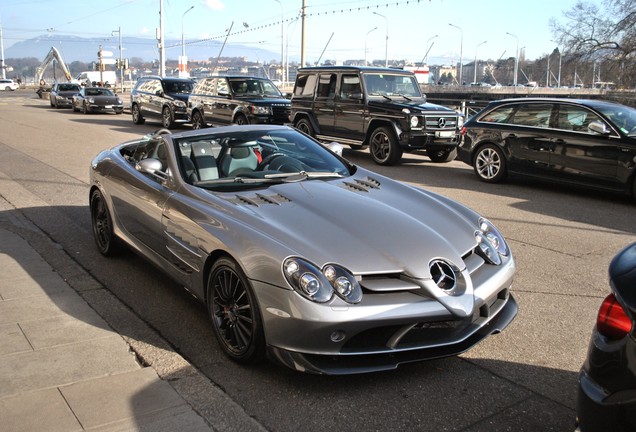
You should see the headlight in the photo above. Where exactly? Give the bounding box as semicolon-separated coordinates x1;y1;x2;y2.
457;116;464;128
250;105;272;115
88;97;95;104
117;99;123;104
173;100;186;108
475;218;509;265
410;116;420;128
283;258;362;304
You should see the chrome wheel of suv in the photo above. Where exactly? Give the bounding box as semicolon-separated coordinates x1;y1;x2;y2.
474;144;507;183
132;104;145;124
191;111;205;129
369;126;402;165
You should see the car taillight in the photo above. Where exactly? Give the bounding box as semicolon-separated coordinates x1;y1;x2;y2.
460;126;467;135
597;293;633;340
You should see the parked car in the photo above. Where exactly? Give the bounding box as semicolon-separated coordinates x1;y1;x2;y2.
89;125;517;374
0;78;19;91
187;76;290;129
576;242;636;431
290;66;464;165
131;76;194;128
72;87;124;114
457;98;636;198
49;83;81;108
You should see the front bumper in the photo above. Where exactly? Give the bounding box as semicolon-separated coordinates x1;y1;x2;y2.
88;104;124;113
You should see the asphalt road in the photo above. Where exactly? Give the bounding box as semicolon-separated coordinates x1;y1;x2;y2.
1;89;635;432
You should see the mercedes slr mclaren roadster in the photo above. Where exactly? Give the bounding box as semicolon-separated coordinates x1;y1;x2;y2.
89;125;517;374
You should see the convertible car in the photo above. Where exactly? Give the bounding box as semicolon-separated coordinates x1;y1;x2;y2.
89;125;517;374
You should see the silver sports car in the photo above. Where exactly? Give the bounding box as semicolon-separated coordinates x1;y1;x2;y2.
89;125;517;374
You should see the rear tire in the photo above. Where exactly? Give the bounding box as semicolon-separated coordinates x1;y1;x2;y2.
428;148;457;163
90;189;121;256
369;126;403;165
473;144;507;183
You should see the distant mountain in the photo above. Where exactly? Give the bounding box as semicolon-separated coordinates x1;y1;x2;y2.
5;34;281;63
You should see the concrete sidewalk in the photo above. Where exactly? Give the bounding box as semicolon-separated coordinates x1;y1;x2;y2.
0;227;214;431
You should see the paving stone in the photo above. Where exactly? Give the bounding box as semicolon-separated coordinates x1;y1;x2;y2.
0;387;82;432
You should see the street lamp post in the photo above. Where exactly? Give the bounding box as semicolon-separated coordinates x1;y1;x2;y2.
473;40;487;84
365;27;377;66
285;17;299;86
424;34;438;65
449;23;463;85
372;12;388;67
273;0;284;83
506;32;519;86
180;5;194;78
111;27;123;93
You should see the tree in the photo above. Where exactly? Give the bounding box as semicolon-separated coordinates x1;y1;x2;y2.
550;0;636;86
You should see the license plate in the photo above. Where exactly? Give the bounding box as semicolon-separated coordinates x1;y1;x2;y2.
105;105;112;109
435;130;455;138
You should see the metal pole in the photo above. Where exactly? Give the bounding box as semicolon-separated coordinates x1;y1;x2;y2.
112;27;123;93
506;32;519;86
365;27;377;66
0;20;6;80
159;0;165;77
473;40;486;84
181;6;194;78
300;0;306;68
449;23;463;85
373;12;388;67
273;0;283;82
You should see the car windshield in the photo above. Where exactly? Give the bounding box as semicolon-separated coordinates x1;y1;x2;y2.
174;128;352;191
362;73;422;98
230;79;283;97
595;103;636;137
85;88;113;96
59;84;80;91
164;81;193;94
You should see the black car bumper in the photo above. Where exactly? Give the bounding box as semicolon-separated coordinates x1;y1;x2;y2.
267;293;518;375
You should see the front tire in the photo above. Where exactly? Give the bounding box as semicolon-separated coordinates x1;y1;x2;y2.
473;144;507;183
132;103;145;124
234;113;248;125
90;189;121;256
191;111;205;129
162;106;174;128
82;102;89;114
207;257;265;364
369;126;403;165
294;118;315;137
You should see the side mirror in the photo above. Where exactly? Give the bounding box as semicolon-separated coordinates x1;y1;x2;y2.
137;158;164;175
588;121;610;135
155;90;164;97
326;141;344;156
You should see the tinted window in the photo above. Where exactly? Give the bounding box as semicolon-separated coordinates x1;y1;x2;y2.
316;74;337;99
509;104;553;128
480;106;515;123
363;73;421;97
194;78;216;96
293;74;317;97
556;105;603;132
339;74;362;99
217;78;229;95
164;81;193;93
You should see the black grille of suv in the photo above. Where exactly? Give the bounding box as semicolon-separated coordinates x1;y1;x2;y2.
272;103;291;123
424;115;460;130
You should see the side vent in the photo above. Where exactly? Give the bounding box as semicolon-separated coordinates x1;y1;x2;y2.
341;176;381;193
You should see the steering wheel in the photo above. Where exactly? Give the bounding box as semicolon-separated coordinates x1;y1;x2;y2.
256;152;286;171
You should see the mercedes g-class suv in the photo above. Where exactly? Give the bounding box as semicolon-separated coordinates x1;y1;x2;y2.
131;76;194;128
187;76;291;129
290;66;463;165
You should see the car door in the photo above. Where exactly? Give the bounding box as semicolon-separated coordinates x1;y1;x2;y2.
334;73;365;140
313;73;337;136
211;78;234;125
503;102;555;176
549;103;621;189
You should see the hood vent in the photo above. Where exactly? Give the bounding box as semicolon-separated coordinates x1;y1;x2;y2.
341;176;381;193
226;192;291;207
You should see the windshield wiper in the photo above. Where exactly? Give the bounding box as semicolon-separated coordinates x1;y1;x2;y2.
264;171;344;181
397;94;413;101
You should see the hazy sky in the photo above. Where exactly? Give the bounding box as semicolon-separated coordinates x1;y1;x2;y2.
1;0;582;64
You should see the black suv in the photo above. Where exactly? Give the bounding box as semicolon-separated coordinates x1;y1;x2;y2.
290;66;463;165
131;76;194;128
187;76;290;129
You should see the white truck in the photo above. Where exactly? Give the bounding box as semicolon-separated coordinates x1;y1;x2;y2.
74;71;117;87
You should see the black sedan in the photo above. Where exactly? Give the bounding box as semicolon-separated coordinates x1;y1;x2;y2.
72;87;124;114
49;83;81;108
457;98;636;199
576;243;636;431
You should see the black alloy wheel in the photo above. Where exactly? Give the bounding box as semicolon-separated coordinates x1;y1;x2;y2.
207;257;265;364
369;126;403;165
191;111;205;129
234;114;249;125
294;118;315;137
82;102;89;114
473;143;507;183
90;189;120;256
162;106;174;128
132;104;145;124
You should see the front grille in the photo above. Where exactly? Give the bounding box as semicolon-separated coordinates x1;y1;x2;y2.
271;103;291;123
424;115;460;130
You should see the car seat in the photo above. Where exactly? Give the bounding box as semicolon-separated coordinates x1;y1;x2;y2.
220;146;259;177
190;142;219;181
